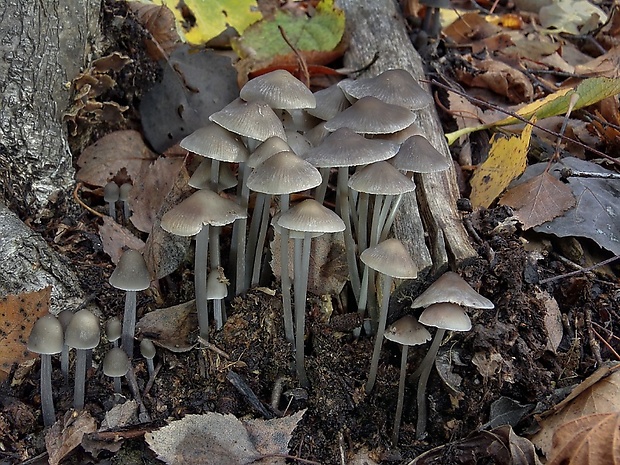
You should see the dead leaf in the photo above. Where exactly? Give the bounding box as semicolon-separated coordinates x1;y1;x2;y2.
45;410;97;465
547;412;620;465
443;12;501;45
128;2;181;60
76;130;158;187
533;289;563;353
98;217;145;264
458;59;533;103
500;171;576;229
136;300;198;352
532;364;620;457
0;287;52;379
470;118;534;209
145;411;305;465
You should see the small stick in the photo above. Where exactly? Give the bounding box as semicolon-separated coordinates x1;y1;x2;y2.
539;255;619;284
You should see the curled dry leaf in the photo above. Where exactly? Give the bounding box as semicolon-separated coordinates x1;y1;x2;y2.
136;300;198;352
98;216;145;264
127;1;181;60
45;410;97;465
547;412;620;465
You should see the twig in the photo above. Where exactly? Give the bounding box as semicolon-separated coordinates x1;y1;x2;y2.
560;168;620;180
198;337;230;359
73;182;104;217
539;255;620;284
584;304;603;365
592;327;620;360
278;25;310;87
226;370;275;419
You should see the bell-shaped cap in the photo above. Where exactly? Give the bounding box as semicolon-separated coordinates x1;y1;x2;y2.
323;96;416;134
65;309;101;350
418;302;472;332
104;182;120;203
161;189;247;237
303;128;398;168
206;269;228;300
384;315;431;346
306;84;351;120
140;338;156;359
247;151;322;195
247;136;292;169
360;238;418;279
240;70;316;110
348;161;416;195
285;130;312;157
338;69;433;110
209;98;286;142
391;135;451;173
277;199;345;234
188;159;238;191
103;347;130;377
105;317;122;343
180;122;249;163
109;249;150;292
411;271;494;309
28;314;64;355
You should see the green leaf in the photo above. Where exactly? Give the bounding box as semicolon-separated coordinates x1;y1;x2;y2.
232;0;345;62
445;77;620;145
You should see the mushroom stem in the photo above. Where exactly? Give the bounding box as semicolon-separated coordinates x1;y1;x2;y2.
121;290;137;359
392;344;408;445
314;167;330;205
73;348;89;410
246;192;265;286
234;163;250;295
380;194;403;242
61;344;69;384
113;376;122;393
293;234;311;388
415;328;445;439
40;354;55;426
195;226;210;342
251;194;271;286
337;167;361;301
365;274;392;393
280;195;294;344
356;192;369;251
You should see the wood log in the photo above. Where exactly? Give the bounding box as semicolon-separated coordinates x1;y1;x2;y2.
0;0;100;214
337;0;477;274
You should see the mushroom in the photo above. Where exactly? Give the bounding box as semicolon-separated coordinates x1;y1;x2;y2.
103;346;130;394
383;315;431;444
64;309;100;410
305;84;351;121
277;199;345;387
361;239;419;393
27;314;63;426
140;338;156;378
239;69;316;111
206;267;229;331
57;310;74;384
109;249;150;358
118;182;132;222
161;189;247;339
105;317;122;348
410;271;494;438
103;181;119;221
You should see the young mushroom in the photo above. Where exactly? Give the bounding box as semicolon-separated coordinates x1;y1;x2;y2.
109;249;151;358
410;271;494;439
361;239;419;393
140;338;156;378
103;346;130;394
383;315;431;445
105;316;122;348
103;181;120;221
65;309;100;410
27;314;64;426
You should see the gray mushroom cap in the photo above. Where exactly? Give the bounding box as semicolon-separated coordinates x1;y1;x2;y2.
384;315;432;346
247;136;292;169
109;249;150;292
161;189;247;237
360;238;418;279
338;69;433;110
391;135;452;173
418;302;472;332
27;314;64;355
209;98;286;142
65;309;101;350
411;271;495;309
105;317;122;343
277;199;345;234
103;347;130;377
306;84;351;120
348;161;416;195
180;122;249;163
246;151;322;195
140;338;156;359
323;96;416;134
206;269;228;300
188;159;238;191
240;69;316;110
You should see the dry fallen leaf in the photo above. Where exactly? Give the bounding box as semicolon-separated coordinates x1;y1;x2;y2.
547;412;620;465
500;170;576;229
45;410;97;465
136;300;198;352
0;287;52;380
128;1;181;60
470;118;534;209
98;216;145;264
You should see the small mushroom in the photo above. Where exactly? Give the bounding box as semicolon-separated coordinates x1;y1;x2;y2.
65;309;100;410
109;249;150;358
105;317;122;348
103;346;130;394
383;315;431;444
118;182;132;222
27;314;64;426
103;181;120;221
140;338;156;378
57;310;74;384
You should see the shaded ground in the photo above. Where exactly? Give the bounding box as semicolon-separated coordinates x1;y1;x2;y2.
1;1;619;464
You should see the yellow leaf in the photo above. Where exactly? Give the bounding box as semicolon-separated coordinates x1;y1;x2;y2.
470;119;534;209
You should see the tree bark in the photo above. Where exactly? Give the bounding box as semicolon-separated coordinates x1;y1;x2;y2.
337;0;477;274
0;0;101;214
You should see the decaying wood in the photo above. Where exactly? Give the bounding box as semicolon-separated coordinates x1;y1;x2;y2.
337;0;477;274
0;0;100;214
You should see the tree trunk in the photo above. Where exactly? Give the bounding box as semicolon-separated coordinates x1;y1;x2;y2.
337;0;477;275
0;0;101;214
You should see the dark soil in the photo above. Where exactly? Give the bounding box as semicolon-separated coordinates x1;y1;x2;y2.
1;2;619;465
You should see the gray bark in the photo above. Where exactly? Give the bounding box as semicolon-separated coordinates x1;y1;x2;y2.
0;0;101;213
337;0;477;274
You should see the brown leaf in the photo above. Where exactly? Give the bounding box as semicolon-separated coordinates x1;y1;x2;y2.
98;216;145;264
245;409;305;459
128;2;181;61
0;287;52;379
76;130;158;187
136;300;198;352
500;171;576;229
45;410;97;465
547;412;620;465
458;59;534;103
